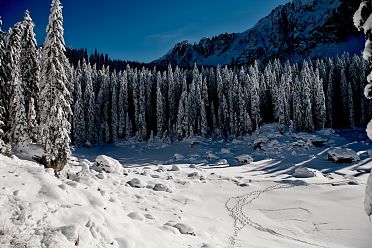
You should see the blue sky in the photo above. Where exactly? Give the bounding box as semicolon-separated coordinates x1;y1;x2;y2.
0;0;289;62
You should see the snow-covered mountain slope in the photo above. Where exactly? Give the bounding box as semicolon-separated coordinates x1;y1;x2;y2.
154;0;365;67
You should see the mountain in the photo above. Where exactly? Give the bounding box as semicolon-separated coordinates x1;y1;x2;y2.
153;0;364;67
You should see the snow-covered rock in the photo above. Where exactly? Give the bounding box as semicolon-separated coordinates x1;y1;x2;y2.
365;173;372;217
188;172;200;178
220;148;231;154
94;155;123;174
292;167;315;178
217;159;228;165
126;178;145;188
235;155;253;164
206;152;219;160
327;148;360;163
156;165;166;172
153;183;173;193
311;137;328;147
173;153;184;160
253;137;268;149
169;165;181;171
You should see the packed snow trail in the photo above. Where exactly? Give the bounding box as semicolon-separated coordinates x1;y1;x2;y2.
225;183;328;248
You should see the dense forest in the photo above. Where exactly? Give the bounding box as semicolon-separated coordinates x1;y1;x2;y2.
0;6;371;155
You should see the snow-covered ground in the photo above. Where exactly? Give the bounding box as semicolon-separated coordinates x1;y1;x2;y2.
1;124;372;248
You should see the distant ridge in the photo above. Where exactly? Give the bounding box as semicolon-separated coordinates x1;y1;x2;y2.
153;0;364;67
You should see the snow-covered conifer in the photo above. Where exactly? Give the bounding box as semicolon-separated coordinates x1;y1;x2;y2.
39;0;72;173
312;69;326;130
72;75;86;146
82;60;95;145
111;71;119;143
118;70;128;139
156;82;164;138
20;10;40;117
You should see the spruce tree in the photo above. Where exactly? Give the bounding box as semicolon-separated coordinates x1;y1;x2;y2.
82;60;95;146
20;10;40;118
156;83;164;138
312;69;326;130
6;23;25;147
111;71;119;143
118;70;128;139
27;98;38;142
138;71;147;141
39;0;72;173
72;74;86;146
0;18;9;144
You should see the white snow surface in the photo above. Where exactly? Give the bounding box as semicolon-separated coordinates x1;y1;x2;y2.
1;124;372;248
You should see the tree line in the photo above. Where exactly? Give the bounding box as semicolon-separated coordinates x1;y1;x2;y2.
68;54;371;146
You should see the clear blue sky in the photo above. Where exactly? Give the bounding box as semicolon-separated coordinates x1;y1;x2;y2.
0;0;289;62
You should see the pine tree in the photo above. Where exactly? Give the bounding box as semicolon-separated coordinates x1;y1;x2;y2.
340;69;355;127
6;22;25;147
82;60;95;145
250;65;262;130
0;18;9;146
9;69;29;151
96;67;110;144
138;71;147;141
176;91;188;140
167;64;177;128
156;82;164;138
125;112;132;139
111;71;119;143
118;70;128;139
292;75;303;131
326;59;334;127
72;74;86;146
27;98;38;142
312;69;326;130
39;0;72;173
278;75;287;132
20;10;40;119
300;61;314;132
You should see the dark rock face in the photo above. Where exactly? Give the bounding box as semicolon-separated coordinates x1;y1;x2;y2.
154;0;364;67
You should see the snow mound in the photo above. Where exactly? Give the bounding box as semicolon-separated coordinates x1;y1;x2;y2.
165;222;195;235
235;155;253;164
327;148;360;163
94;155;123;174
127;212;145;221
292;167;315;178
